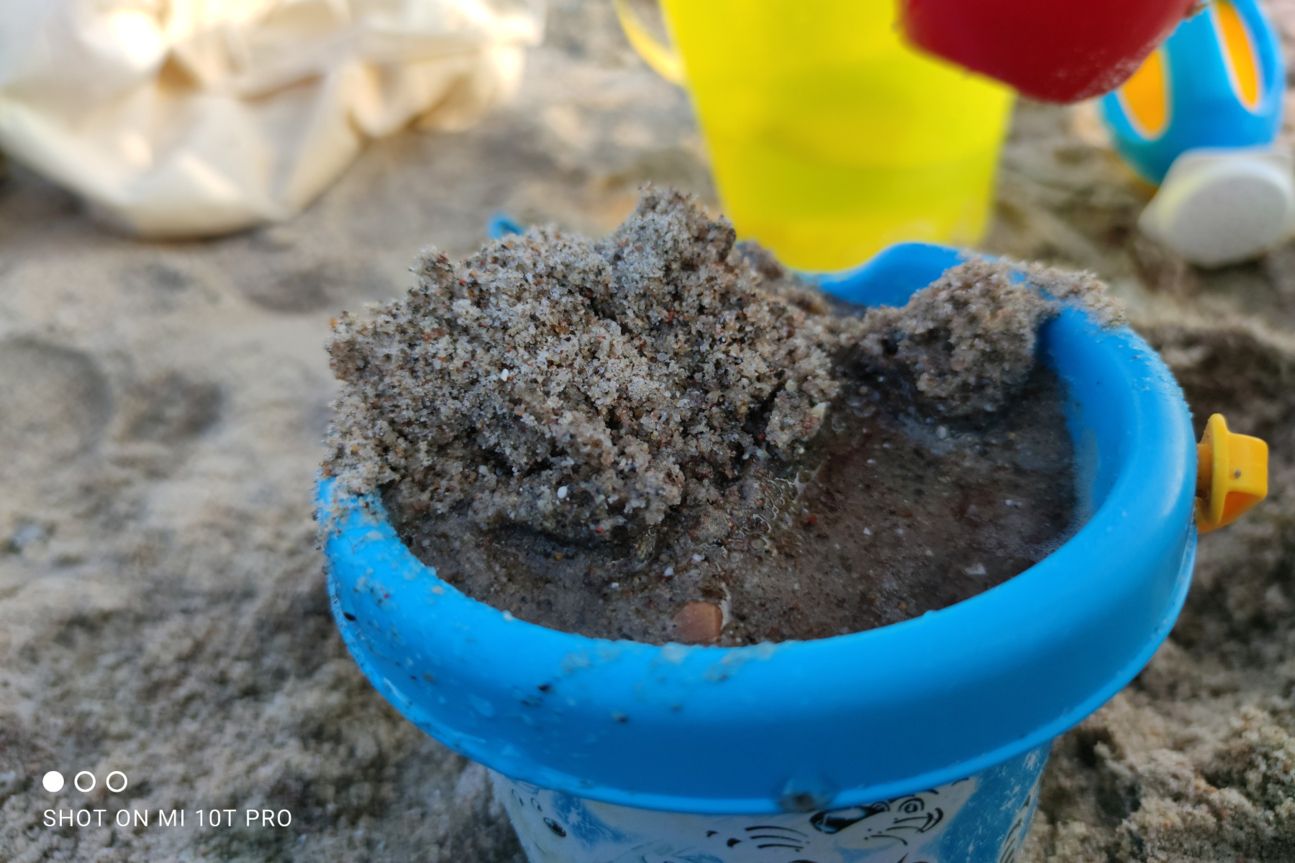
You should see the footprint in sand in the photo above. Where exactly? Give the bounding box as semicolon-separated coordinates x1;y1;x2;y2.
0;337;112;478
237;262;345;313
240;261;395;313
120;372;223;444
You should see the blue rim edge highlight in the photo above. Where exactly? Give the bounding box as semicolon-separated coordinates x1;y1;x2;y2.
318;242;1197;815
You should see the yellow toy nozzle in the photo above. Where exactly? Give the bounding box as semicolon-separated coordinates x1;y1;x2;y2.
1195;413;1268;532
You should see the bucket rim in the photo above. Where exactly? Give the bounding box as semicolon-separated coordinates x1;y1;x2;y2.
319;242;1197;813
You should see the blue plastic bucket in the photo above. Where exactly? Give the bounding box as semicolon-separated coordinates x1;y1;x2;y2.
318;242;1197;861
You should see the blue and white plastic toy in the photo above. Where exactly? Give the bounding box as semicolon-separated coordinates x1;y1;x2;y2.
319;241;1208;862
1102;0;1291;266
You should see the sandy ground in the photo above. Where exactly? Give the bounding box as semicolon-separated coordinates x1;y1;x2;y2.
1;3;1293;861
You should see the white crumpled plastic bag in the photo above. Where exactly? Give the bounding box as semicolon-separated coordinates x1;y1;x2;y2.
0;0;543;237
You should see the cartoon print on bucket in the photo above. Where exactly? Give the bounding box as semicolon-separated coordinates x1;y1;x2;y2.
807;782;972;852
491;744;1048;863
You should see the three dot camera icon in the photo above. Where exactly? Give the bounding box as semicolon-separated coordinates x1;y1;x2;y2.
42;770;127;794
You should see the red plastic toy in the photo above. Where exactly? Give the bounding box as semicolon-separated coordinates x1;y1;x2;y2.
899;0;1200;102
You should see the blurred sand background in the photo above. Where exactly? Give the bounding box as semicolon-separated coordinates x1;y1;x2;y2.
2;2;1294;860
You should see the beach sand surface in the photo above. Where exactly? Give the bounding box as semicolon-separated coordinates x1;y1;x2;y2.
1;2;1293;860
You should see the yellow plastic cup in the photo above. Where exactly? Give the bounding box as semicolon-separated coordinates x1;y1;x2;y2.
615;0;1015;271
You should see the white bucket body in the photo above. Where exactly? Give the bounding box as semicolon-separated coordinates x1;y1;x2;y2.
493;744;1048;863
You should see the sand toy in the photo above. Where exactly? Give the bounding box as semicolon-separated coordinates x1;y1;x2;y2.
613;0;1013;271
319;239;1267;862
899;0;1198;103
1102;0;1292;266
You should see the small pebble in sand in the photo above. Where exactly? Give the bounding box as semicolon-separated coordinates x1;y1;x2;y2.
674;601;724;644
964;563;988;577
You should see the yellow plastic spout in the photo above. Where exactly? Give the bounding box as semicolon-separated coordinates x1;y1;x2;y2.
1195;413;1268;532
